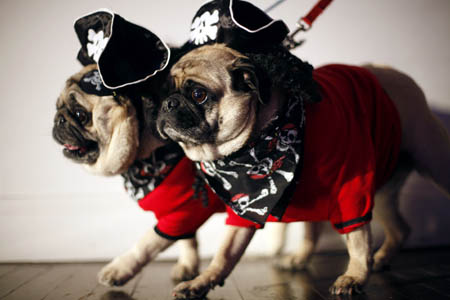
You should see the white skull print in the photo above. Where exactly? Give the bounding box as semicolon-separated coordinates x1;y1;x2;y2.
200;161;238;190
231;188;269;216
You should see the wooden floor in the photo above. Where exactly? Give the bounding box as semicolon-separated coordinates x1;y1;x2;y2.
1;247;450;300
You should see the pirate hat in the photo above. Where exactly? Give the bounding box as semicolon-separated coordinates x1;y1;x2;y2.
188;0;289;51
78;68;114;96
74;9;170;89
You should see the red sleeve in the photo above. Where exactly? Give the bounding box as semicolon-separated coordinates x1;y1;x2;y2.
138;157;226;239
155;186;225;240
329;172;374;234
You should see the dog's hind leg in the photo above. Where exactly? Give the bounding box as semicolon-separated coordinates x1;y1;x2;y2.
268;223;288;257
273;221;323;271
171;237;200;282
373;157;412;271
366;65;450;270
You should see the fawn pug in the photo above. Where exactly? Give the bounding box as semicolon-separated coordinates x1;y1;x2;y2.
52;64;216;286
157;44;450;298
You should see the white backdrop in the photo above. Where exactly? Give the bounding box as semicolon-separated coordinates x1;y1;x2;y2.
0;0;449;262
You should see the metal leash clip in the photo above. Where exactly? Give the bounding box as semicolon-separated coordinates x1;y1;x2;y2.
283;19;310;50
283;0;333;50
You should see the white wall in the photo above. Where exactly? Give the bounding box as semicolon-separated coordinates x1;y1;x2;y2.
0;0;449;262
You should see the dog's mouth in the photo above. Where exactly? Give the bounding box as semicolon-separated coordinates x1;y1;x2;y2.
158;119;214;146
62;140;99;164
53;122;100;164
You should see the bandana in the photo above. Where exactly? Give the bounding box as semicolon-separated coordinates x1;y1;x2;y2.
197;91;305;225
188;0;289;52
122;143;185;202
74;9;170;89
79;69;113;96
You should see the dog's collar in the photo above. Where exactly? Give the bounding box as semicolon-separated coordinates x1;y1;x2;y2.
196;93;305;225
188;0;289;52
79;69;113;96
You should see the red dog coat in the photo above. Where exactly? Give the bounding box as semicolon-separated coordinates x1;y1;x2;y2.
226;64;402;233
133;64;401;238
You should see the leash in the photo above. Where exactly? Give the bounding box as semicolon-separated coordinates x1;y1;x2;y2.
282;0;334;49
264;0;287;13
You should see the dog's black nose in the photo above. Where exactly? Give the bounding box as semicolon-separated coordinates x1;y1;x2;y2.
165;98;179;112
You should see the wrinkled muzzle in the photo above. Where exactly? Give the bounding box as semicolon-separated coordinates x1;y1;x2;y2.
52;109;99;165
157;94;215;144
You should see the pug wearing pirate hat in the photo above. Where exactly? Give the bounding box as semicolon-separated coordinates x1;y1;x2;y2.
52;9;228;286
155;0;450;298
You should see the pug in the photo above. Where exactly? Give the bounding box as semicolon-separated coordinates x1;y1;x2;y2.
52;64;225;285
156;44;450;298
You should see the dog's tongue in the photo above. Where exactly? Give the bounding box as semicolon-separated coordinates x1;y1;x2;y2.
64;144;87;153
64;144;79;151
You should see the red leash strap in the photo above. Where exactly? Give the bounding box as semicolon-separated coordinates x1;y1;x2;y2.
283;0;334;49
301;0;333;28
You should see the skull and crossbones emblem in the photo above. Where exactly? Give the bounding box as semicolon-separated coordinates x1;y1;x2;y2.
230;189;269;216
229;148;294;194
266;123;300;163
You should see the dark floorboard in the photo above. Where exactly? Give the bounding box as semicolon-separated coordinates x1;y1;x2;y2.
1;247;450;300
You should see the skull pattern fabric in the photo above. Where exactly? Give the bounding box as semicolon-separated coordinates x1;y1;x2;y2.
197;93;305;225
79;69;114;96
122;143;185;202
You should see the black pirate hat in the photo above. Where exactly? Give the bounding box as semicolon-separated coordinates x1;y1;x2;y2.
188;0;289;51
74;9;170;89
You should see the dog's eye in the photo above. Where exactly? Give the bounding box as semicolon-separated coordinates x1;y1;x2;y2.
74;109;88;125
191;88;208;104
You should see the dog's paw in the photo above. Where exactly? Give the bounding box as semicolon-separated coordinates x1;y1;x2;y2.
172;271;224;300
172;279;210;300
170;263;199;282
272;254;309;271
98;255;140;287
329;275;365;295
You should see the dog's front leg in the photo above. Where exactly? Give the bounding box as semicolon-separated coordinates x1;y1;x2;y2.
171;238;200;282
98;229;175;286
172;226;256;299
330;223;372;295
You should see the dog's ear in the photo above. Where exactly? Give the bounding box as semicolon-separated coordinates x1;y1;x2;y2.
229;57;264;104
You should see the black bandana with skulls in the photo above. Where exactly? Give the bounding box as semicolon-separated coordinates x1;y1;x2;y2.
122;143;185;201
196;93;305;225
